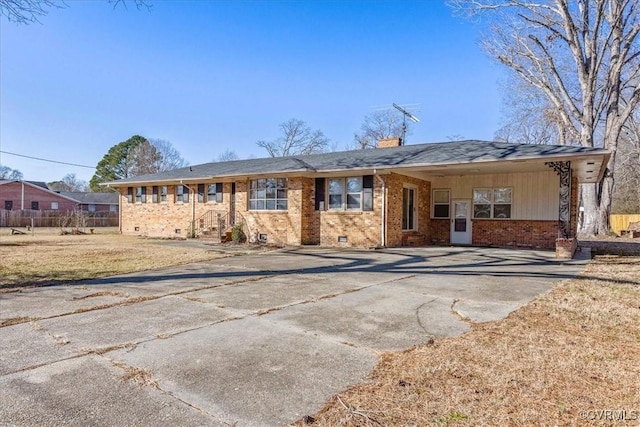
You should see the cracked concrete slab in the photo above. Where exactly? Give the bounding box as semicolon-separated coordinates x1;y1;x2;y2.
0;246;588;426
269;280;438;350
0;322;78;375
0;355;222;427
39;296;236;351
111;316;377;427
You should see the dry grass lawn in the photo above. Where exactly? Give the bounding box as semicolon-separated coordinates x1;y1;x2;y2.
297;255;640;426
0;227;228;288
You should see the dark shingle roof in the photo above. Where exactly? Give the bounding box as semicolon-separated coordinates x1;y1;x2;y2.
0;180;49;189
105;140;607;186
58;192;119;204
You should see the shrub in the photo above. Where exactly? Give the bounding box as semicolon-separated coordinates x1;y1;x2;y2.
231;225;246;243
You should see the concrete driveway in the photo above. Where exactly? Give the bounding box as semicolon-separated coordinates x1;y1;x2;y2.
0;246;587;426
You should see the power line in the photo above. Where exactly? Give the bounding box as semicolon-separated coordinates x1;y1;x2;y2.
0;150;96;169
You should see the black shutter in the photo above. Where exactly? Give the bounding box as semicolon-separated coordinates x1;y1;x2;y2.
216;183;223;203
127;187;133;203
363;175;374;211
315;178;325;210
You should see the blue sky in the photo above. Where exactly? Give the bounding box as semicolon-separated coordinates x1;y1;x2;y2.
1;0;504;183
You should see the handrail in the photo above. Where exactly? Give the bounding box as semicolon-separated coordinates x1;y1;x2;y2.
194;210;228;239
194;210;252;244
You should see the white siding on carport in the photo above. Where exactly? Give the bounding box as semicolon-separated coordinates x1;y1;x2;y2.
428;171;559;220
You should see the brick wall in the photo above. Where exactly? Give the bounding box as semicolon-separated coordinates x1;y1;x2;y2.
316;177;382;248
319;211;381;247
120;184;229;237
430;219;450;244
236;179;303;246
117;171;570;250
300;178;320;245
472;219;558;249
384;173;430;247
0;182;78;211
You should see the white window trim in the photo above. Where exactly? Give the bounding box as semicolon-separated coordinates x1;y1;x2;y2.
328;177;364;211
248;178;288;211
432;188;451;219
472;187;513;219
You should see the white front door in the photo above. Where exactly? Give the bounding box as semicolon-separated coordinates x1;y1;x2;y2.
451;199;472;245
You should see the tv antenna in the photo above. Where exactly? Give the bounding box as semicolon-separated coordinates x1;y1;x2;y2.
393;103;420;145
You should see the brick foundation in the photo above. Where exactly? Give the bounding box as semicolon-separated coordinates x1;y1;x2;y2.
429;219;450;244
472;220;558;249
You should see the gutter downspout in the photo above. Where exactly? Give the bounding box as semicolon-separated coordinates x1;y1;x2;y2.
374;171;386;248
21;181;25;210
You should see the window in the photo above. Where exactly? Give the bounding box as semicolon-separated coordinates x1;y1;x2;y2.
160;186;167;202
176;185;189;203
207;183;223;203
473;188;512;219
4;200;12;210
152;186;159;203
346;177;362;210
326;176;373;211
402;187;416;230
109;204;117;213
433;189;450;218
88;204;96;212
328;178;344;209
249;178;287;210
51;202;59;210
127;187;133;203
135;186;146;203
31;201;39;210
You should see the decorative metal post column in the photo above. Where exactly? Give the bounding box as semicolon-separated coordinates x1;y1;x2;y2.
546;161;572;238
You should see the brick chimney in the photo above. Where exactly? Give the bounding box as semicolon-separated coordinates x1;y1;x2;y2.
377;137;402;148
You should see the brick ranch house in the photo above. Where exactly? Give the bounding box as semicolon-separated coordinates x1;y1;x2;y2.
105;139;609;258
0;180;79;212
0;180;119;228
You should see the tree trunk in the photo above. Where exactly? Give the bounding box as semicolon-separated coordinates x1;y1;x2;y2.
580;183;598;236
596;175;614;235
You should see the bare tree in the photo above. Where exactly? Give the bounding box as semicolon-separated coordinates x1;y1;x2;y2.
451;0;640;235
352;109;408;149
257;119;329;157
91;135;187;191
48;173;89;192
217;149;239;162
147;138;188;172
0;0;150;24
0;164;23;180
494;77;575;145
129;139;162;176
612;112;640;213
0;0;60;24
